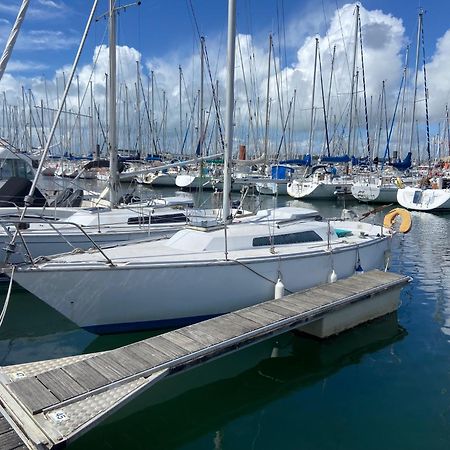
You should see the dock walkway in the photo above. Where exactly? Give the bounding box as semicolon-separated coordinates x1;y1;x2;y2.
0;270;409;449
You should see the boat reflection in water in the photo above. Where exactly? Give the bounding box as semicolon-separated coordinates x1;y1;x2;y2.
71;313;406;450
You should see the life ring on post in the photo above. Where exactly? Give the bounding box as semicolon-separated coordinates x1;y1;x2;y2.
383;208;412;233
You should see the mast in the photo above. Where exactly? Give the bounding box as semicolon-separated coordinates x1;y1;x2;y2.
420;11;431;166
347;4;359;155
446;105;450;157
179;65;182;151
397;45;409;158
358;11;371;164
409;10;422;156
199;36;205;157
136;60;141;157
308;38;319;155
263;34;272;164
108;0;119;207
318;43;330;157
222;0;236;223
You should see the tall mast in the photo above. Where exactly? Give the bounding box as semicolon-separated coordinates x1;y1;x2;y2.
347;4;359;155
358;11;371;163
318;44;330;157
108;0;119;206
179;65;182;152
136;60;141;157
420;11;431;166
409;10;422;156
263;34;272;164
397;45;409;158
222;0;236;223
308;37;319;155
446;105;450;157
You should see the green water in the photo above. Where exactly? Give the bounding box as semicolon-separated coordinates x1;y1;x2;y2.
1;195;449;449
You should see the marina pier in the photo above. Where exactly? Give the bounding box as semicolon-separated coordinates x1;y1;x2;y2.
0;270;409;449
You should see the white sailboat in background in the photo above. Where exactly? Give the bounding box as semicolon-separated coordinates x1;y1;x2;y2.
0;1;248;264
397;181;450;211
287;166;353;200
4;0;406;333
396;10;450;211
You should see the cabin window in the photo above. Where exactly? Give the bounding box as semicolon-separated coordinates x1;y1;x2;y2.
252;231;323;247
127;212;187;225
0;159;33;181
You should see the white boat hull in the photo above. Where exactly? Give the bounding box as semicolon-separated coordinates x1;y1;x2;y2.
12;235;390;333
397;187;450;211
143;173;177;187
287;180;352;199
255;181;288;196
351;183;398;203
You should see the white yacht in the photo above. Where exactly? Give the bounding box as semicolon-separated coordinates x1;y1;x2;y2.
287;167;353;200
397;178;450;211
6;206;396;333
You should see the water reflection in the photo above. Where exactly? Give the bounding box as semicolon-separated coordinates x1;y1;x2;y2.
71;314;405;450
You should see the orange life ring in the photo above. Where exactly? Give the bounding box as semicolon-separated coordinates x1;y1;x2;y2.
383;208;412;233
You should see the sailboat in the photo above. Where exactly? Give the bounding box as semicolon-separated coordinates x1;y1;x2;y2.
5;0;407;333
397;179;450;211
396;10;450;211
351;154;414;204
0;2;237;264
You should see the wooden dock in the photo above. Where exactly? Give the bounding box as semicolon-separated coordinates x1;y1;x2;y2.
0;270;410;449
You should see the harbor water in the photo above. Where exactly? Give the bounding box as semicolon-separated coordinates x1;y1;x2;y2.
0;189;449;450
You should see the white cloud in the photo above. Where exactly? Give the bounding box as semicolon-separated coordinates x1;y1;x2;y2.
14;29;80;51
422;29;450;122
6;60;49;72
38;0;65;9
0;4;20;15
0;0;69;21
0;2;448;158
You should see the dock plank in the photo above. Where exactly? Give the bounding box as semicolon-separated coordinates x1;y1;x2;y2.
359;270;400;284
336;276;373;292
272;299;313;315
0;429;27;450
125;342;170;366
277;293;319;310
86;354;132;381
235;309;275;327
108;347;162;374
207;314;259;337
8;376;59;414
226;312;263;330
201;314;255;340
0;416;10;434
291;293;329;308
197;321;237;342
37;368;87;402
234;309;285;325
63;360;110;391
144;336;189;359
162;330;206;353
177;327;222;347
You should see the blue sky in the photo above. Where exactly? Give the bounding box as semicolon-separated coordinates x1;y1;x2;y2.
1;0;448;79
1;1;450;157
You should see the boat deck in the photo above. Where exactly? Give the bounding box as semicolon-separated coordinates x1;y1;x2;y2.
0;270;409;449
